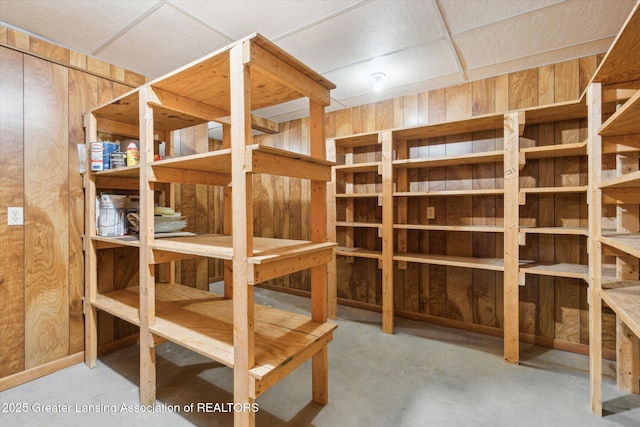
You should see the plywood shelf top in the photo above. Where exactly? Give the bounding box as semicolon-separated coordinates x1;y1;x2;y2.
519;226;588;236
522;100;587;125
519;262;591;281
93;283;337;383
520;141;587;160
89;33;335;133
599;233;640;259
589;2;640;87
599;169;640;189
393;252;505;271
394;189;504;197
600;284;640;339
151;234;335;263
91;164;140;179
335;192;382;198
599;89;640;137
393;150;504;169
334;161;381;173
520;185;588;194
336;246;383;260
392;113;504;141
393;224;504;233
335;221;382;229
333;132;381;148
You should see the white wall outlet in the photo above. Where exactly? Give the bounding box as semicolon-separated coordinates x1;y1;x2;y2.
427;207;435;220
8;207;24;226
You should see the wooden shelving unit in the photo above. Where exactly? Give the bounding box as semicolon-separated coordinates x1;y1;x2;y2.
587;2;640;416
84;34;337;426
516;102;590;300
329;99;601;366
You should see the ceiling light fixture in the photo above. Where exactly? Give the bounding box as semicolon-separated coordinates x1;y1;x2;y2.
371;72;385;91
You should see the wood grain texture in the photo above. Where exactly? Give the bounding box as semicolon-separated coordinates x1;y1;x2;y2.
24;56;70;368
509;68;538;110
554;60;580;103
0;47;25;377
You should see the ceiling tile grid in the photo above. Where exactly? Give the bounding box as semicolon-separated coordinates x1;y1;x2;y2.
0;0;636;121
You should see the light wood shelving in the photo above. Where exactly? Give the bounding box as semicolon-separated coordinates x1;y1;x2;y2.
329;97;600;366
84;33;337;426
588;2;640;417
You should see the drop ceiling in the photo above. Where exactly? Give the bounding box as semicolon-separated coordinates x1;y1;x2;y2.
0;0;636;123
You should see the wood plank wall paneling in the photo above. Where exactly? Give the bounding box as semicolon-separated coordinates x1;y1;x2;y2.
316;55;615;352
0;31;142;380
0;47;26;377
23;55;70;368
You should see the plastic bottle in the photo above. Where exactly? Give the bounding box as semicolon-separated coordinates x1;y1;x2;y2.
126;141;139;166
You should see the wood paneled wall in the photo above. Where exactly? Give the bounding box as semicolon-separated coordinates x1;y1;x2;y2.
254;55;615;354
0;26;144;380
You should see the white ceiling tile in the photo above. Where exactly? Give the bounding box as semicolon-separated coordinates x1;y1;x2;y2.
439;0;564;34
98;4;231;78
325;40;460;100
0;0;158;53
453;0;635;70
335;73;466;108
168;0;360;40
276;0;446;73
464;38;614;82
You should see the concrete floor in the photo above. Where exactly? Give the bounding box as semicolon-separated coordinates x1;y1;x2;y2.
2;285;640;427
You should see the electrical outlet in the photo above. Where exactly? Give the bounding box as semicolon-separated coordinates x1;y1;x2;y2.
7;207;23;226
427;207;435;220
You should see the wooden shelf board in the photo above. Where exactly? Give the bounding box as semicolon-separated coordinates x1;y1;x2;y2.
393;224;504;233
392;150;503;169
522;101;587;124
599;89;640;136
599;169;640;189
335;192;382;198
393;252;505;271
91;34;334;133
520;186;588;194
335;162;381;173
394;189;504;197
590;2;640;86
336;246;383;260
599;233;640;258
519;226;588;236
93;284;337;382
151;235;335;265
91;164;140;179
392;113;504;140
520;141;587;160
150;144;334;185
334;132;381;148
335;221;382;229
92;235;141;249
600;284;640;339
519;263;590;281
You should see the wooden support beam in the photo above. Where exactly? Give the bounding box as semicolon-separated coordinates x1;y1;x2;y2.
325;138;337;320
250;115;281;134
149;166;231;186
617;318;640;393
83;112;98;369
503;112;521;364
247;147;332;181
587;82;603;416
138;85;157;406
230;41;256;427
251;247;334;285
381;131;395;334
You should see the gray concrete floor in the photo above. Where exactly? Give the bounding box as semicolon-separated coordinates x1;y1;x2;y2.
2;284;640;427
